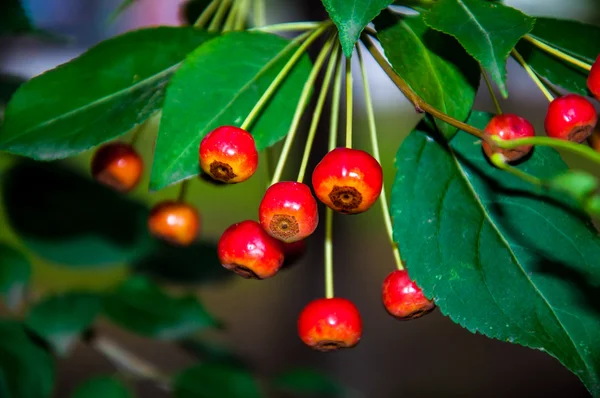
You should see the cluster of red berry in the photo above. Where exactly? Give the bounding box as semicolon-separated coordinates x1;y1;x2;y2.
482;56;600;161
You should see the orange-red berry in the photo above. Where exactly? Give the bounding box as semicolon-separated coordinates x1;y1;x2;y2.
298;297;362;352
218;220;284;279
91;142;143;193
199;126;258;183
382;269;435;320
587;55;600;101
312;148;383;214
148;201;200;246
259;182;318;243
481;114;535;162
544;94;597;143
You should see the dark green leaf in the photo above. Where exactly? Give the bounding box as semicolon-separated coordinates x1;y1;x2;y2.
173;363;261;398
2;161;154;267
26;292;102;356
423;0;534;97
150;31;312;190
0;321;54;398
375;12;479;139
0;244;30;310
273;368;344;397
71;376;133;398
391;111;600;395
179;338;247;369
321;0;393;57
0;74;25;105
104;276;217;339
0;0;34;35
0;27;215;160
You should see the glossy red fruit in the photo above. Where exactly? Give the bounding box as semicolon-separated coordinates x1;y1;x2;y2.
481;114;535;162
148;201;200;246
199;126;258;183
587;55;600;101
544;94;598;143
259;182;318;243
382;269;435;320
298;297;362;352
218;220;284;279
91;142;143;192
312;148;383;214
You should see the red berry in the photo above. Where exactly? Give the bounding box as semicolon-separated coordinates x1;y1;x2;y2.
587;55;600;101
544;94;597;143
199;126;258;183
481;114;535;162
148;201;200;246
91;142;143;193
312;148;383;214
382;269;435;320
218;220;284;279
298;297;362;352
259;182;318;243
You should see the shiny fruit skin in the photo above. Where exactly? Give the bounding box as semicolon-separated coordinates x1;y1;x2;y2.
587;55;600;101
148;201;200;246
91;142;143;193
481;114;535;162
199;126;258;183
218;220;284;279
259;182;318;243
382;269;435;320
312;148;383;214
298;297;362;352
544;94;598;143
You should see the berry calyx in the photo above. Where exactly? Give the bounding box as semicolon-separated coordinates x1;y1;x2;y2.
298;297;362;352
259;182;318;243
312;148;383;214
481;114;535;162
382;269;435;320
587;55;600;101
91;142;143;193
199;126;258;183
148;201;200;246
218;220;284;279
544;94;598;143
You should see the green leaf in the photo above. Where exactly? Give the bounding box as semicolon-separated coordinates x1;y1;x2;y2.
26;292;102;356
179;337;247;369
71;376;133;398
0;27;215;160
273;368;344;397
150;31;312;190
516;18;600;95
0;321;55;398
321;0;393;57
548;170;598;203
2;161;154;267
0;0;34;35
0;244;30;310
173;364;262;398
375;12;479;139
104;276;217;339
391;111;600;395
423;0;534;97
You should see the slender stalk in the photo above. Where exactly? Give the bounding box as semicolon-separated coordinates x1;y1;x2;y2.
193;0;220;28
234;0;251;30
253;0;266;27
324;207;334;299
222;0;239;32
481;66;502;115
178;180;190;202
492;135;600;165
523;35;592;72
240;22;331;131
297;40;340;183
345;57;353;148
357;44;404;271
270;32;335;185
208;0;232;32
489;154;544;188
329;54;344;151
252;21;322;33
511;49;555;103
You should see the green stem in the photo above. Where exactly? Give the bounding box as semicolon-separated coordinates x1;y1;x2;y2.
329;52;344;151
208;0;232;32
178;180;190;202
252;21;322;33
523;35;592;72
481;65;502;115
356;44;404;271
511;49;555;103
489;153;544;188
222;0;239;32
297;39;340;183
193;0;221;28
234;0;251;30
270;31;335;185
253;0;266;27
324;207;334;299
345;57;353;149
492;135;600;165
240;22;331;131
